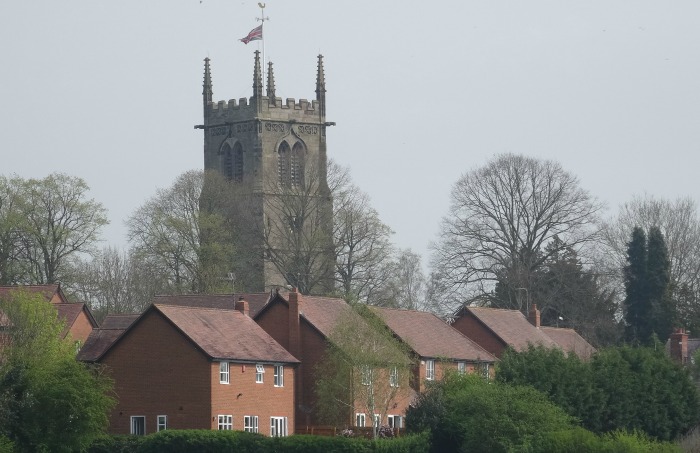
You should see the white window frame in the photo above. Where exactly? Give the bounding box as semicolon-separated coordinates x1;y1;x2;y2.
274;365;284;387
373;414;381;428
270;416;288;437
157;415;167;432
219;361;230;384
218;414;233;430
457;361;466;374
244;415;259;433
389;366;399;387
388;414;403;429
130;416;145;435
426;359;435;381
355;413;366;428
256;364;265;383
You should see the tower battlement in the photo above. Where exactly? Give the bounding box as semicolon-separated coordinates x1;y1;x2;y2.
208;97;320;112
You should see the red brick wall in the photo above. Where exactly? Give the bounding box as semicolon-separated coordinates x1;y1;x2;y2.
101;310;212;435
299;320;328;425
211;362;296;435
68;310;95;345
256;301;290;350
452;314;507;358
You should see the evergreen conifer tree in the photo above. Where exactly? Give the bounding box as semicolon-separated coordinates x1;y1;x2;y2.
647;226;673;341
624;227;651;344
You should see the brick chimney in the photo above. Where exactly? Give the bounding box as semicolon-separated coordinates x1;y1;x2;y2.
528;304;541;328
235;296;249;317
670;328;689;364
288;288;301;359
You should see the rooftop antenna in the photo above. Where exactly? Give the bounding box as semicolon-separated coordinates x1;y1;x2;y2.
256;3;270;85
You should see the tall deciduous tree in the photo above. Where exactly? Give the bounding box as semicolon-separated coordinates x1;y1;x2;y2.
624;227;650;344
0;291;114;452
431;154;603;313
333;174;394;304
16;174;108;284
66;247;168;321
0;176;25;285
127;170;235;294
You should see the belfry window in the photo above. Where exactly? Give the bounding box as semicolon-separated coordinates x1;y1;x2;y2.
278;142;290;185
223;142;244;182
232;142;244;182
278;141;305;187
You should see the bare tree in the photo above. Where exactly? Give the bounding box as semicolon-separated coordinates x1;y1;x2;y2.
431;154;603;312
127;170;235;293
66;247;168;321
333;172;395;303
17;173;108;284
260;160;335;295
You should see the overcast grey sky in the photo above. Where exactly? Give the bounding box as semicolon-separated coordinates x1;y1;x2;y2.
2;1;699;265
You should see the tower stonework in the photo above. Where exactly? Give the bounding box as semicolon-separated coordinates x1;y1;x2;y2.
200;52;333;294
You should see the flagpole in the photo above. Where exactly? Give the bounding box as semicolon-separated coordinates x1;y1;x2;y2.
256;3;269;88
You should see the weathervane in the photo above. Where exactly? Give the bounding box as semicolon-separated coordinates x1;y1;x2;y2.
256;3;269;83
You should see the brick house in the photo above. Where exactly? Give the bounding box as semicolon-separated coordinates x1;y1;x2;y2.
78;302;298;436
452;304;596;360
371;307;498;392
0;284;98;346
254;289;420;429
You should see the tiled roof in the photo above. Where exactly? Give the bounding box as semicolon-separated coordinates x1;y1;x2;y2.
153;293;272;318
154;304;298;363
294;295;357;338
465;307;559;352
540;326;596;360
78;329;124;362
372;307;497;362
55;303;88;338
100;314;139;330
0;284;63;303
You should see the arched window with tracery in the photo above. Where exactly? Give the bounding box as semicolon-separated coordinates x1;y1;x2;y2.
290;142;305;188
222;143;233;180
278;141;291;186
232;142;244;182
222;142;244;182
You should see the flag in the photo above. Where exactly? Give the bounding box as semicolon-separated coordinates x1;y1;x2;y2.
240;25;263;44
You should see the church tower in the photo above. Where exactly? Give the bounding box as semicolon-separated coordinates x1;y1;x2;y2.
199;52;333;294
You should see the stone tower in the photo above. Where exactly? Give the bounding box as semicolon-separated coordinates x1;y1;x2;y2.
199;52;333;294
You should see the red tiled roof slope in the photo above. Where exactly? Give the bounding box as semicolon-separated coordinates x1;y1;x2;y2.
100;314;139;330
540;326;596;360
155;304;298;364
55;303;88;338
292;294;357;338
78;329;124;362
0;284;63;303
466;307;558;351
154;293;272;318
372;307;497;362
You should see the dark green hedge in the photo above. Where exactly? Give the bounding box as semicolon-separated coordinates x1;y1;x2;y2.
528;428;681;453
87;430;429;453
